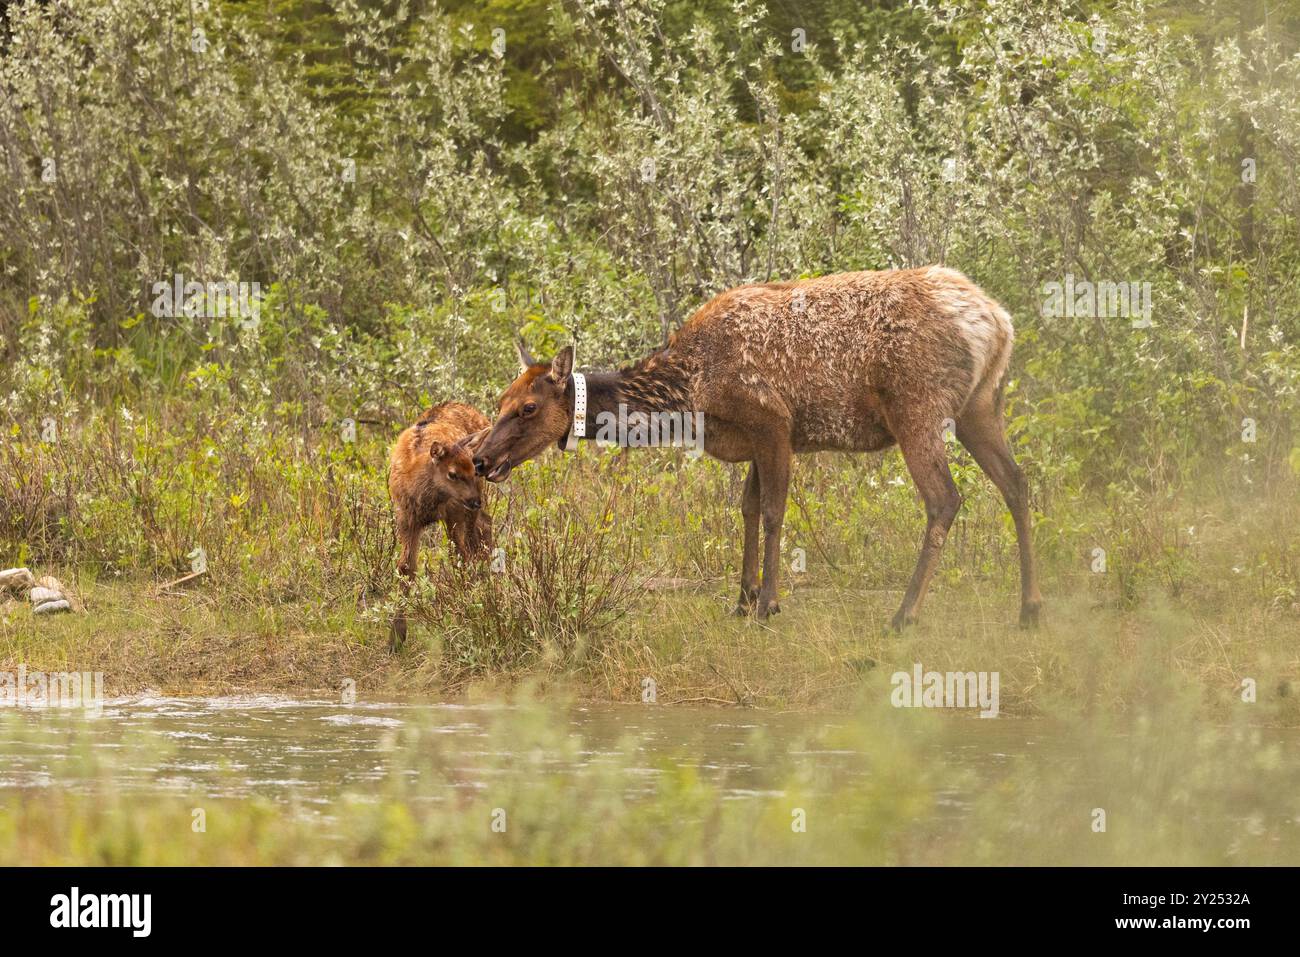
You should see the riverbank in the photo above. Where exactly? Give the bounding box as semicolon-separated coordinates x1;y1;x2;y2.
3;404;1298;719
4;572;1297;724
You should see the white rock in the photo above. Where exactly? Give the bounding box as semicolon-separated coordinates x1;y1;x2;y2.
0;567;34;593
33;599;71;615
30;585;63;604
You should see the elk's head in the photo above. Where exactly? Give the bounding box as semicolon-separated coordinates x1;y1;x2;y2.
474;341;574;482
431;429;489;510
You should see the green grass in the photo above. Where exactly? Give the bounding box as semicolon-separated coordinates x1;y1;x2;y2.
4;551;1298;724
2;404;1299;866
2;402;1298;716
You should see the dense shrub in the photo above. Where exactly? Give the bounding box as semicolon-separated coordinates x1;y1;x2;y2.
1;0;1297;613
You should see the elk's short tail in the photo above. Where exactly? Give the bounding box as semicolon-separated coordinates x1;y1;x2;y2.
955;296;1015;420
982;303;1015;418
925;266;1015;421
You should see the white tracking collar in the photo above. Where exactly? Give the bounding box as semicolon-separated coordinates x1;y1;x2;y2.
562;372;587;452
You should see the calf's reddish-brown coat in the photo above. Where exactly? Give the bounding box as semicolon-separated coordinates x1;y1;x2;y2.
388;401;492;648
474;266;1043;629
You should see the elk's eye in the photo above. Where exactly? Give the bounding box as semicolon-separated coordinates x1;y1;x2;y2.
447;472;459;481
521;402;538;417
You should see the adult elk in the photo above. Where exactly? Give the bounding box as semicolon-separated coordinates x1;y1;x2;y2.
474;267;1042;630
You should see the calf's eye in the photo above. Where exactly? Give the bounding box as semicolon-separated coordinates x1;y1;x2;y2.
521;402;537;416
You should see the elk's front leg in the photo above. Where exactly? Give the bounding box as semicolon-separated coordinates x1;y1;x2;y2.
391;514;422;651
754;439;792;621
445;512;473;561
889;426;961;631
468;507;493;562
735;462;761;615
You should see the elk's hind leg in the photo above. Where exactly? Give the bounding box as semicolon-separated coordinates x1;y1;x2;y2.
956;405;1043;627
890;424;962;631
735;462;761;615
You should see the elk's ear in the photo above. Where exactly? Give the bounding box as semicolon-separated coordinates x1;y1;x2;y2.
515;337;537;372
549;345;574;382
428;441;447;460
461;427;491;455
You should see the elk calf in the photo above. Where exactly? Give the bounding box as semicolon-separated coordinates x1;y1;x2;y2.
473;266;1043;630
388;401;492;649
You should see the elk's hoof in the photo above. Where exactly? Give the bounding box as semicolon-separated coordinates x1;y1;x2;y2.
888;611;915;633
733;587;758;616
1019;601;1043;630
755;599;781;621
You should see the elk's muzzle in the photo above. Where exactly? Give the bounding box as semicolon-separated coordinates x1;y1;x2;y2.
473;455;512;482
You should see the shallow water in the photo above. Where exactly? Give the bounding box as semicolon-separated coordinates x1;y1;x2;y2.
5;692;1299;853
0;694;1042;813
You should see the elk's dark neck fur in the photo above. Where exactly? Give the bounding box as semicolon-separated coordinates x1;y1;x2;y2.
573;348;694;437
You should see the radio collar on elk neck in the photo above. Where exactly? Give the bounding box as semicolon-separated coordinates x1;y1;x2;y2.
562;371;587;452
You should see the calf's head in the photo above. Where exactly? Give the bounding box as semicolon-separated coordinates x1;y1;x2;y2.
431;430;489;510
474;342;574;482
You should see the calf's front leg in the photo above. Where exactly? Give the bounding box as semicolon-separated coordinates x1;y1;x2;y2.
391;515;422;651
